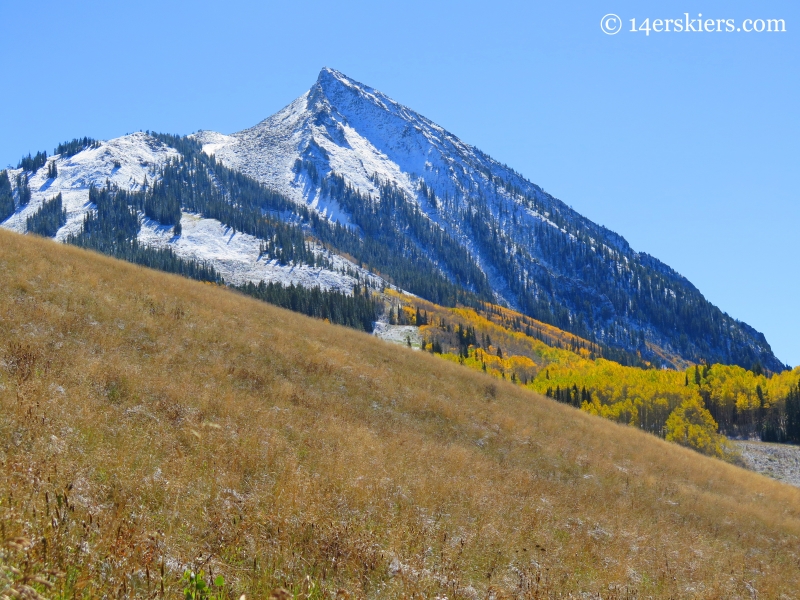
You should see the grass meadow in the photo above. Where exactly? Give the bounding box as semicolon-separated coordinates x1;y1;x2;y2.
1;229;799;598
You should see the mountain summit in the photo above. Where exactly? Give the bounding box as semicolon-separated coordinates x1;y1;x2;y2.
1;68;786;371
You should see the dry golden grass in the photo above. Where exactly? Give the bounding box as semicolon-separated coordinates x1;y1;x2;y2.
1;229;800;599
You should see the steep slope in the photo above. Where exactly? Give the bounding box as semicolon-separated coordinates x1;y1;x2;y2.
0;133;380;293
2;229;800;598
198;68;785;371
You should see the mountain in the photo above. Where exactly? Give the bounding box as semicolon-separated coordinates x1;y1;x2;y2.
195;68;785;372
0;68;787;371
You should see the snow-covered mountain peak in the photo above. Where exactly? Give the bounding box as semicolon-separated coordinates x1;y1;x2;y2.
197;69;495;215
312;67;393;116
314;67;355;93
316;66;353;85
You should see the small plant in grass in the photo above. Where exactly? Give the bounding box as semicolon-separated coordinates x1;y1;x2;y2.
181;569;226;600
0;537;64;600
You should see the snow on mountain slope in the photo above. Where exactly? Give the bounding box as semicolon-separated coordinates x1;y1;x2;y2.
2;133;177;240
0;131;380;294
137;212;380;292
197;68;502;209
193;68;536;303
195;69;590;306
193;91;362;226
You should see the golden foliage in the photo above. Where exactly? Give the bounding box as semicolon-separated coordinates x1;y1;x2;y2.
665;398;726;457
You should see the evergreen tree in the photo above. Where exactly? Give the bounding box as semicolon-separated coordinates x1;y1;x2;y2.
17;150;47;173
16;174;31;206
27;193;66;237
0;171;14;222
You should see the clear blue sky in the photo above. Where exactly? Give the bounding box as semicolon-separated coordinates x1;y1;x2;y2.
1;0;797;366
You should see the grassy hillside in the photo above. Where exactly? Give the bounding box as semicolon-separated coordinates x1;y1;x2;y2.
1;230;800;599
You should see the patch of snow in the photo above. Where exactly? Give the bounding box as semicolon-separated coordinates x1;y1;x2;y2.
373;321;422;349
138;211;383;292
735;440;800;488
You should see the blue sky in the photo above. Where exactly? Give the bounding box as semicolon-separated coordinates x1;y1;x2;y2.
1;0;797;366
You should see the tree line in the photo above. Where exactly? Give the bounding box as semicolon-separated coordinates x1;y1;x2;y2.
15;139;100;175
55;137;100;158
235;281;380;332
0;171;13;222
17;150;48;173
0;170;31;222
